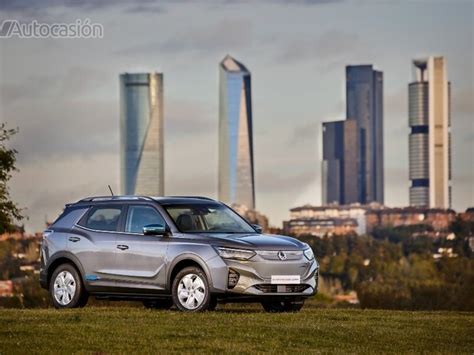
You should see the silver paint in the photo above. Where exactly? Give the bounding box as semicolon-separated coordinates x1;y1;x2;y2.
40;197;318;302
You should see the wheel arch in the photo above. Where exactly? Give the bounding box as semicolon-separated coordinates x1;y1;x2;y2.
46;252;86;289
167;254;213;291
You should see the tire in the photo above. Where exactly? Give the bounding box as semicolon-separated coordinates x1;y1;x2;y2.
172;266;212;312
143;299;174;310
208;295;218;311
49;263;88;309
261;299;305;313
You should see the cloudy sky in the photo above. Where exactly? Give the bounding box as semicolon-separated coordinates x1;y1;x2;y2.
1;0;473;232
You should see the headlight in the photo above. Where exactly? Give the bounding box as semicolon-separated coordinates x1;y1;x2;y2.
303;247;314;261
216;247;256;261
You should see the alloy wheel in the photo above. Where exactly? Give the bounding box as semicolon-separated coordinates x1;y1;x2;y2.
177;273;206;310
53;270;76;306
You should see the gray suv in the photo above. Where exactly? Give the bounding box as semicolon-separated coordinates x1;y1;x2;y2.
40;196;318;312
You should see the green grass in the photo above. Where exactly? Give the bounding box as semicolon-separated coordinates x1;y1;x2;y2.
0;304;472;354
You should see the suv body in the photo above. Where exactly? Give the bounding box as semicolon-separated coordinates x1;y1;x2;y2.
40;196;318;311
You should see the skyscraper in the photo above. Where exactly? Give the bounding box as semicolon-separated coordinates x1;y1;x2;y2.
120;72;164;196
409;56;451;208
346;65;384;204
218;55;255;209
322;120;358;205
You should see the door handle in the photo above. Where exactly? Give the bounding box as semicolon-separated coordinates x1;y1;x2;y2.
117;245;129;251
68;237;80;242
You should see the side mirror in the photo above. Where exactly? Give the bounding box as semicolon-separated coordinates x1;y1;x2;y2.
252;224;263;234
143;224;166;236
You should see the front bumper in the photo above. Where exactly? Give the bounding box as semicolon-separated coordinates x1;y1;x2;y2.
207;251;319;297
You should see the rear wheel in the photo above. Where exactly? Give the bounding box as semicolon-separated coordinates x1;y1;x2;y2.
261;299;305;313
49;263;88;309
143;299;174;310
172;266;211;312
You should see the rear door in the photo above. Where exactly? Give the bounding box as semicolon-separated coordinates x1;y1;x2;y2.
74;204;125;289
115;204;170;291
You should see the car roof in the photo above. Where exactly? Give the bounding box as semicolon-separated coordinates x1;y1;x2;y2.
72;195;219;206
152;196;219;205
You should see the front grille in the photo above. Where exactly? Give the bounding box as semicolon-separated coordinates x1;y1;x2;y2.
254;284;310;293
256;250;303;261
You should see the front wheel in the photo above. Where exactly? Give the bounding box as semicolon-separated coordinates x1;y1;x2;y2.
49;263;88;309
261;299;305;313
172;266;212;312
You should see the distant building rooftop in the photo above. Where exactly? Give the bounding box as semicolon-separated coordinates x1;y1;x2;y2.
290;204;455;214
287;218;358;227
220;54;249;73
367;207;456;215
289;204;375;212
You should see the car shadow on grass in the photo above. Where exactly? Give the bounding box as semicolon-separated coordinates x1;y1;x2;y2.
215;304;264;313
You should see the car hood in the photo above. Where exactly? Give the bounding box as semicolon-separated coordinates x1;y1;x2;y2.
191;233;307;251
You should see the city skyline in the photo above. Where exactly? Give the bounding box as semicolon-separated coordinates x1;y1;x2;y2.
119;72;164;196
218;55;256;209
409;56;451;208
2;1;472;232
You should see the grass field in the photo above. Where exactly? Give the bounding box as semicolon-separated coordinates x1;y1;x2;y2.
0;303;473;354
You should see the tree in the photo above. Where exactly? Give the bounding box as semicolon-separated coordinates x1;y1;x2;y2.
0;123;23;233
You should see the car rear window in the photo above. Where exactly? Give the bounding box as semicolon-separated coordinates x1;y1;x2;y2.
82;207;122;232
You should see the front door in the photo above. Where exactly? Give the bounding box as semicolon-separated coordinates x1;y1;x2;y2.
115;204;169;291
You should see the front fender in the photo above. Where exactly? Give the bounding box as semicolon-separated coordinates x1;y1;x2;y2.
166;251;216;292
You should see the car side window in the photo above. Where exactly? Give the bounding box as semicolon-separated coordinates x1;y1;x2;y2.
84;207;122;232
125;205;166;234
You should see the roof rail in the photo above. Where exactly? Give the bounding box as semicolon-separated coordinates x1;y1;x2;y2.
167;196;215;201
78;195;153;203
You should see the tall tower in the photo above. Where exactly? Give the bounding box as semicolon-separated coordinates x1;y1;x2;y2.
120;73;164;196
409;57;451;208
218;55;255;209
322;120;359;205
346;65;384;204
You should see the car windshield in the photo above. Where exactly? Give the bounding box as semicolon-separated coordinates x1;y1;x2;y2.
163;203;256;234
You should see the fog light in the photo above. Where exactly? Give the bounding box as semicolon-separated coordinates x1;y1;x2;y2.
228;269;240;289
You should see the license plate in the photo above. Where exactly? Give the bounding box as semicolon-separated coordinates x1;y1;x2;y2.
271;275;300;284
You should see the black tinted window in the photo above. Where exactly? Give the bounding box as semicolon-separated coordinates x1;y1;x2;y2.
125;205;165;234
84;207;122;231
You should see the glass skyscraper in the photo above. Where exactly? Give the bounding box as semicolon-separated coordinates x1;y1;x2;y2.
322;120;359;205
346;65;384;204
218;55;255;209
409;57;451;208
119;73;164;196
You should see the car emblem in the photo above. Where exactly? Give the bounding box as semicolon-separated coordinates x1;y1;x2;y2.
277;251;287;261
